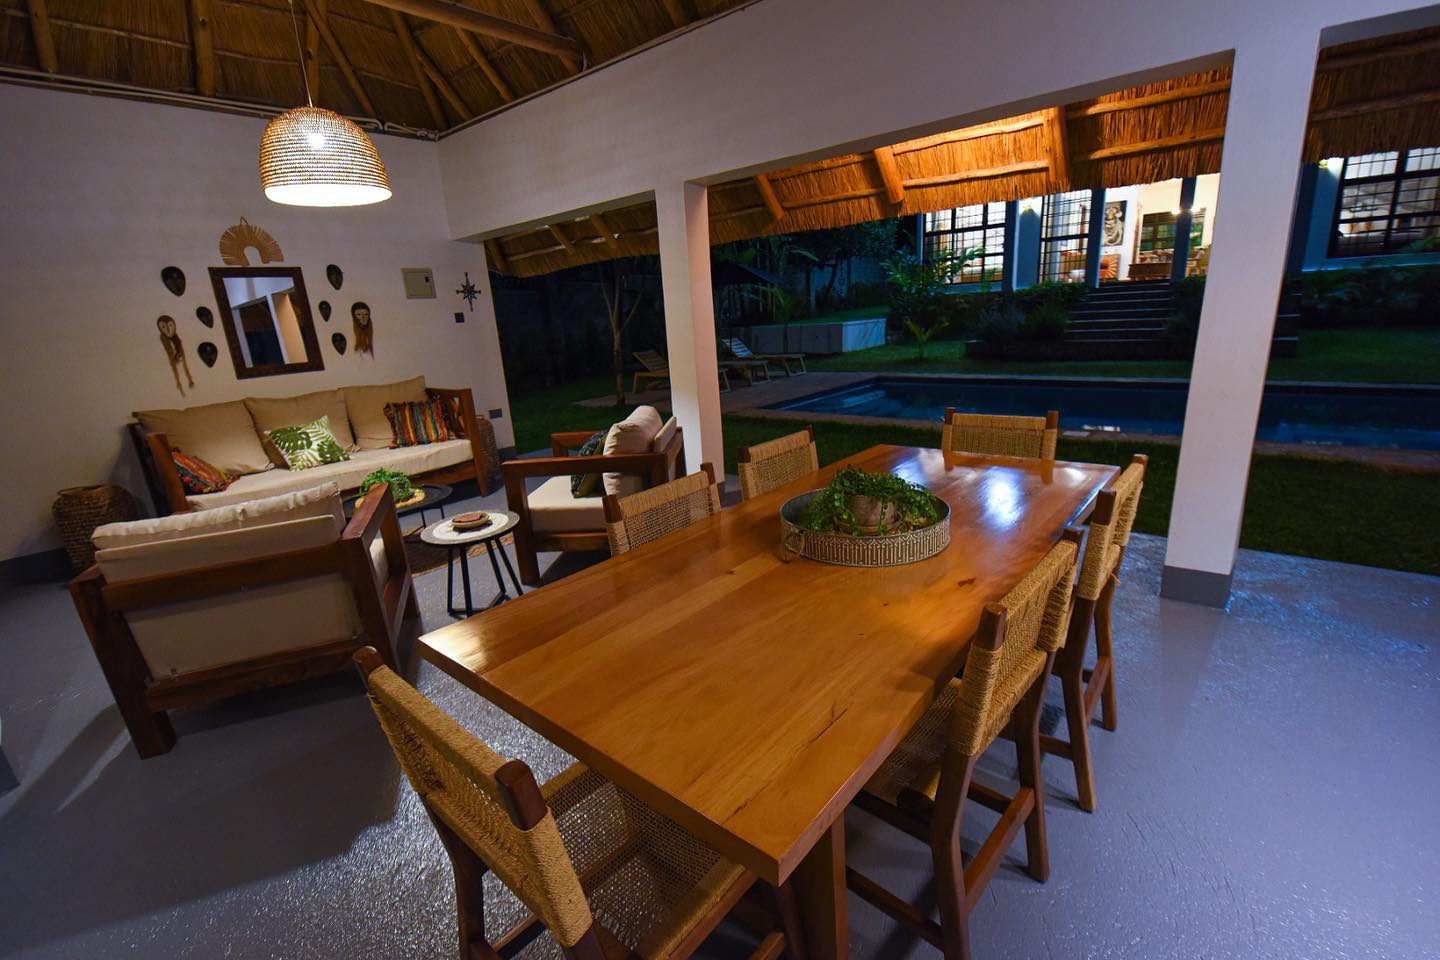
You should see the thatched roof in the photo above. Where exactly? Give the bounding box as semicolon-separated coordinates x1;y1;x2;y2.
0;0;751;134
489;27;1440;277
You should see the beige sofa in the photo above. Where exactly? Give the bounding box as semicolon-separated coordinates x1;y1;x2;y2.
69;481;415;758
130;376;499;514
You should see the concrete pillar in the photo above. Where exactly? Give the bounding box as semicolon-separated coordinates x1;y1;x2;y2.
1161;33;1320;607
655;181;725;470
1012;199;1042;290
1084;188;1105;288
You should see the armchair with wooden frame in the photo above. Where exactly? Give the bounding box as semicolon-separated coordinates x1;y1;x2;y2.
503;425;686;586
69;483;417;758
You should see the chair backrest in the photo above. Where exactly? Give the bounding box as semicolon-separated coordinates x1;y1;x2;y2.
737;427;818;501
603;464;721;555
942;408;1058;460
724;337;756;359
951;532;1078;757
633;350;668;372
356;653;596;950
1075;455;1147;601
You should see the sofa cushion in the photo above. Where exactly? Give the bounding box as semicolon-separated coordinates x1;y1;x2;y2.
134;400;271;477
385;397;458;447
528;475;605;534
245;389;355;454
94;482;344;551
652;416;679;480
570;429;607;497
185;439;473;509
172;450;231;495
267;415;351;470
344;376;428;450
602;405;663;497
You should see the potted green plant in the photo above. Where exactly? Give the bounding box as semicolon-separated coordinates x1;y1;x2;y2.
800;467;941;536
358;468;415;506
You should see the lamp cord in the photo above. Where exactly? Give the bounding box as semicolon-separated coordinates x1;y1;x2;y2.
287;0;313;107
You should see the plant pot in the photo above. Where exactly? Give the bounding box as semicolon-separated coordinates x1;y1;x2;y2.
847;495;898;535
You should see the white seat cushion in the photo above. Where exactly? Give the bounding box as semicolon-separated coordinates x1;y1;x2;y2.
186;439;473;509
528;475;605;534
602;405;663;497
94;482;344;551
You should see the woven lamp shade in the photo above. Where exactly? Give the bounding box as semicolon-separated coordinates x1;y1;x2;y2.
260;106;391;207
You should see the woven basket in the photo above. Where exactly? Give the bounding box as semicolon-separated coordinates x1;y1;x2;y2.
779;490;951;567
52;484;140;573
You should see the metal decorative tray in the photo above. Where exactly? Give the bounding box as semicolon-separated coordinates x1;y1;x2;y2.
778;490;951;567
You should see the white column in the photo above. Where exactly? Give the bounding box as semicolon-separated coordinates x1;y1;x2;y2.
1161;33;1320;606
655;181;725;470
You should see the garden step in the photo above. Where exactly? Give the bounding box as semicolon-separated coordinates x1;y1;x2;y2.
1069;306;1174;319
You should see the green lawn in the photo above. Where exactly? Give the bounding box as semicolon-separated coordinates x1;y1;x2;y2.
806;327;1440;384
508;376;1440;576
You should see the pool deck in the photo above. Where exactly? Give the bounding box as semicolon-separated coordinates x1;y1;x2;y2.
583;371;1440;471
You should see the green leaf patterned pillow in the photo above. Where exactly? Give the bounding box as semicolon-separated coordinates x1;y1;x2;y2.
267;415;351;471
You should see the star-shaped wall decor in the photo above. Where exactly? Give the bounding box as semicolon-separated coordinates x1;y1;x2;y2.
456;272;480;312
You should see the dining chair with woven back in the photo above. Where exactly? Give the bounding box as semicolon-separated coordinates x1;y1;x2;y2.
737;428;818;501
1041;453;1146;812
941;408;1059;460
354;647;806;960
603;464;722;555
847;529;1081;960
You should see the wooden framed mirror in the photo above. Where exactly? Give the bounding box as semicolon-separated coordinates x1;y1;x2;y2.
208;266;324;379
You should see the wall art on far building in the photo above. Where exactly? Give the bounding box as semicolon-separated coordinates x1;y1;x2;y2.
157;315;195;393
198;341;218;367
331;332;348;355
196;305;214;328
161;266;186;297
218;217;284;266
326;264;343;290
1103;200;1127;247
351;301;373;355
318;300;331;321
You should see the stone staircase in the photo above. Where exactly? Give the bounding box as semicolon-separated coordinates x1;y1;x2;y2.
1061;279;1299;357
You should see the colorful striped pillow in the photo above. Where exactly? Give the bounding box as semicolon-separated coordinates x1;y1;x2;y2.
384;398;458;447
171;449;231;495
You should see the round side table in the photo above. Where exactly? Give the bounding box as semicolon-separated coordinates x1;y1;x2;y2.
420;510;524;617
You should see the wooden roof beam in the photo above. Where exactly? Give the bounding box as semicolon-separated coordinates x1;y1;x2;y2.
303;0;325;103
590;213;623;256
455;28;514;102
548;224;576;255
1320;34;1440;71
417;46;473;122
24;0;58;74
1045;106;1070;188
1066;79;1231;118
660;0;690;30
485;239;510;273
872;146;905;206
187;0;215;96
520;0;582;71
754;174;785;222
389;10;447;128
356;0;582;62
303;0;378;120
1311;88;1440;123
1084;128;1226;161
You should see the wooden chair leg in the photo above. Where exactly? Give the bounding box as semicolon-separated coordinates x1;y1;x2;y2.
1015;667;1051;882
1060;670;1097;812
1095;574;1119;732
931;753;977;960
428;810;491;960
512;526;541;586
769;881;807;960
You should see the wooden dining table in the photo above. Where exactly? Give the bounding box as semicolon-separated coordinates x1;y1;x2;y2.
420;444;1118;959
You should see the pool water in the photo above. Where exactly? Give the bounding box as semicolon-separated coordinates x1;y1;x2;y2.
770;377;1440;450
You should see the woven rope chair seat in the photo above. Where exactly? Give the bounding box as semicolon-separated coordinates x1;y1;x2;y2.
738;430;818;501
865;678;964;804
607;470;722;555
490;764;747;960
943;412;1057;460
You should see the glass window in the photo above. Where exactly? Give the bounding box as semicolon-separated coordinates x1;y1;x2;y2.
1040;190;1091;283
922;202;1007;282
1331;147;1440;257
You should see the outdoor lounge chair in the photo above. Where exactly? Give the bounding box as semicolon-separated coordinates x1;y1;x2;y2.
632;349;769;394
722;336;807;375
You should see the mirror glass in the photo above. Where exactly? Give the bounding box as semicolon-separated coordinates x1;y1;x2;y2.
208;266;324;378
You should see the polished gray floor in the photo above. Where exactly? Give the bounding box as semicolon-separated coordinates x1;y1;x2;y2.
1;484;1437;960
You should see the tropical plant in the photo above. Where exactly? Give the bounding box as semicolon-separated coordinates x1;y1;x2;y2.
800;466;941;536
885;246;983;359
358;468;414;504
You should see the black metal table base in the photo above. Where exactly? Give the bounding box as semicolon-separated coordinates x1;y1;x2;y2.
446;538;525;617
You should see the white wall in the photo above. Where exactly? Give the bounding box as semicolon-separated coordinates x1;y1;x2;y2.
0;85;510;561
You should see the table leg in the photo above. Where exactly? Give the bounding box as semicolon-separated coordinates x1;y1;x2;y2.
459;548;475;616
446;546;456;611
484;541;509;608
497;540;524;597
790;818;847;960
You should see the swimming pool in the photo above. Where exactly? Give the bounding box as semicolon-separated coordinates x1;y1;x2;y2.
769;377;1440;450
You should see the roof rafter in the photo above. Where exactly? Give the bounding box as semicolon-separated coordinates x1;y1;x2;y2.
520;0;583;71
753;174;785;222
354;0;582;62
660;0;689;30
1044;106;1070;188
389;9;447;128
872;146;904;205
187;0;215;96
24;0;58;73
590;213;623;256
303;0;378;119
303;0;325;102
454;27;514;102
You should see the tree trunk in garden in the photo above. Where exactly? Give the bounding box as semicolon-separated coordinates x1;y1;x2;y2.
600;260;645;406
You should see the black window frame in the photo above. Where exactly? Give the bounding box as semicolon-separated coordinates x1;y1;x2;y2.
922;202;1008;283
1328;147;1440;258
1039;190;1091;283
